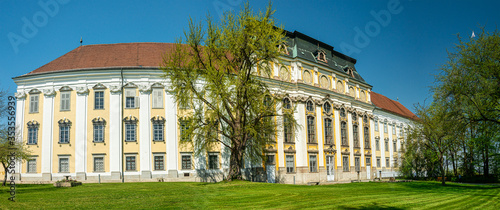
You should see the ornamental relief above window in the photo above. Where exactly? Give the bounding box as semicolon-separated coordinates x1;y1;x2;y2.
320;76;330;89
303;70;312;84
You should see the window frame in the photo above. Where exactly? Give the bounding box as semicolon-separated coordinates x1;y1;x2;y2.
152;88;164;109
324;118;333;145
58;119;71;144
153;154;165;171
342;156;349;172
58;157;70;173
29;94;39;113
353;124;359;148
208;153;219;170
125;155;137;171
309;154;318;173
307;116;316;143
181;154;192;170
94;90;105;110
341;121;348;146
27;121;39;145
152;116;165;142
93;156;105;172
27;158;37;173
60;91;71;111
286;155;295;173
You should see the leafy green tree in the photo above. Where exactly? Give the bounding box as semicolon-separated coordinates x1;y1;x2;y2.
161;2;297;181
0;90;31;186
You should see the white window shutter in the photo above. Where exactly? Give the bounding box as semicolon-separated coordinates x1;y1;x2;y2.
135;96;140;108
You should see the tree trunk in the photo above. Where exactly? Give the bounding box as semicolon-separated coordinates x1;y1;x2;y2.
484;145;489;179
2;162;7;187
227;146;244;181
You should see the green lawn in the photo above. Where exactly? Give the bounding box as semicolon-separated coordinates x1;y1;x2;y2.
1;181;499;209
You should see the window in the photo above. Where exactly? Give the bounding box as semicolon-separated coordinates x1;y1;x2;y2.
376;139;380;151
283;117;293;143
340;108;346;118
286;155;294;173
364;127;370;148
353;124;359;148
94;157;104;172
377;158;381;168
58;119;71;144
27;121;39;144
180;119;190;142
366;157;371;166
208;154;218;169
342;156;349;172
125;89;139;108
374;120;379;131
29;94;39;113
341;121;348;146
385;140;389;152
355;157;360;172
323;102;331;114
384;122;388;133
92;117;105;143
283;98;291;110
152;116;165;142
324;118;333;145
392;125;396;134
125;123;137;142
152;88;163;109
352;112;357;122
154;155;164;170
306;101;314;112
59;157;69;173
279;66;290;81
386;158;390;167
307;116;315;143
27;159;36;173
400;127;404;136
182;155;192;170
60;91;71;111
266;155;275;165
309;154;317;172
126;156;136;171
94;91;104;109
394;141;397;152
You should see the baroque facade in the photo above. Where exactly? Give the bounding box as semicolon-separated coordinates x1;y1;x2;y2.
10;31;416;184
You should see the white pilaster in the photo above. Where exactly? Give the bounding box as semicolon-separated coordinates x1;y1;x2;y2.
139;90;151;173
295;103;306;167
165;91;178;172
75;91;88;173
109;89;122;173
334;109;341;166
347;112;354;166
41;94;55;174
316;106;324;167
15;94;26;172
276;106;284;168
359;116;364;167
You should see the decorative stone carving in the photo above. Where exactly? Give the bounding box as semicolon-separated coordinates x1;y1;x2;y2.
15;91;26;99
43;88;56;96
109;85;122;93
93;83;107;89
76;86;89;95
138;84;151;93
60;86;73;91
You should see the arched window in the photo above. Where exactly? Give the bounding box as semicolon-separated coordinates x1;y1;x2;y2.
324;118;333;145
341;121;348;146
352;112;357;122
340;108;346;118
363;115;368;124
323;102;331;114
353;124;359;148
283;98;291;110
306;101;314;112
364;126;370;149
307;116;315;143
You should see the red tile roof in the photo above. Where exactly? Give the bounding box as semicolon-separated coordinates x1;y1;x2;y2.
27;43;176;75
371;92;417;120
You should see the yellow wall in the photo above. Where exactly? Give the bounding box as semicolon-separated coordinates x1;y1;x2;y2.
52;90;76;173
23;92;44;173
87;88;111;172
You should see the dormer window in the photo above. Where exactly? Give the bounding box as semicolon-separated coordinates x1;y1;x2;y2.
317;50;327;63
278;43;289;55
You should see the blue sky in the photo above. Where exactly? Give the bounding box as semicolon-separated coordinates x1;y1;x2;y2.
1;0;499;113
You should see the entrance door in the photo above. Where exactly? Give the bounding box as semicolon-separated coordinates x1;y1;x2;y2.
326;155;335;181
266;155;275;183
366;157;371;179
266;164;275;183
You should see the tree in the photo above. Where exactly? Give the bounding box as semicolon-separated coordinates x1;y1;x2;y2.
434;29;500;125
407;102;460;185
161;2;297;181
0;90;31;186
